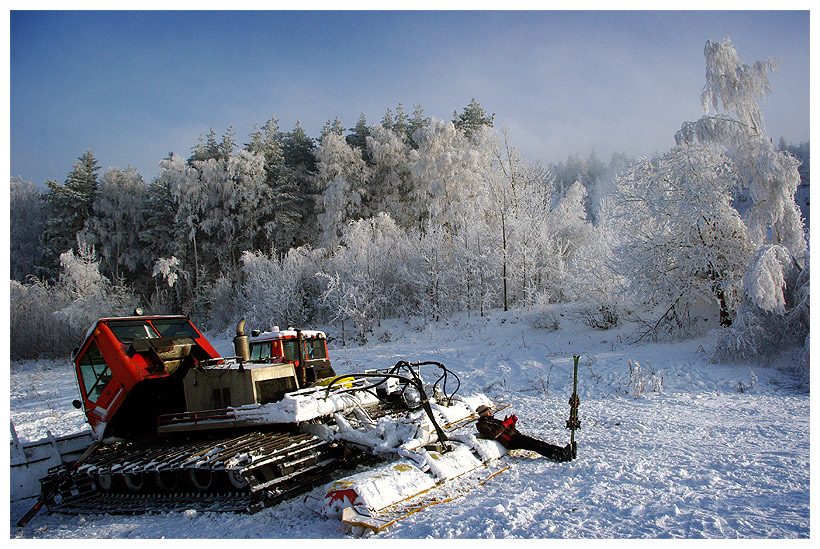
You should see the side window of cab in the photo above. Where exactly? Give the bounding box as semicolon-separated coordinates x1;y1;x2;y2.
77;341;112;404
283;340;298;362
250;342;272;360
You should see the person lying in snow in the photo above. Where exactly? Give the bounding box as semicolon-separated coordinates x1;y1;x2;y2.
476;405;575;461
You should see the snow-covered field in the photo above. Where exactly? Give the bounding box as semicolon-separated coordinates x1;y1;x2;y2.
9;307;810;538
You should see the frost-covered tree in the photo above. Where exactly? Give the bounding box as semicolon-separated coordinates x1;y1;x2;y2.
409;219;456;321
141;155;183;264
671;37;809;367
613;146;755;334
149;256;187;314
548;151;629;224
546;180;594;302
163;152;206;285
413;118;485;231
365;125;420;228
226;149;270;253
166;147;269;286
11;237;135;358
200;152;266;270
713;246;810;378
782;140;809;187
83;166;148;281
551;181;592;264
323;213;414;341
56;239;136;344
675;37;806;263
475;127;533;310
315;131;369;247
10;177;46;280
613;37;807;342
237;246;325;332
506;171;555;305
571;196;623;328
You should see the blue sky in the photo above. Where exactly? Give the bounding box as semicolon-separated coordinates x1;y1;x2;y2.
9;10;810;185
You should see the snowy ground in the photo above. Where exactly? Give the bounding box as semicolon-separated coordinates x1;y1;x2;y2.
8;306;811;538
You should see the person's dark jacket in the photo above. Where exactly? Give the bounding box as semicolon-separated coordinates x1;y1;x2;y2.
476;414;519;446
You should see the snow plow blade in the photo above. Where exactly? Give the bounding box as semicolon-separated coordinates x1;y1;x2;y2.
321;436;507;520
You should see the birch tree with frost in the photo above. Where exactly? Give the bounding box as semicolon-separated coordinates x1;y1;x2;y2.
614;37;807;344
675;37;806;262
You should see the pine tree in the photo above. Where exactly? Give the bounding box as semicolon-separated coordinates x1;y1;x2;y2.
83;166;148;281
245;116;303;251
321;117;345;138
392;103;409;141
189;128;221;163
406;103;430;148
346;113;371;154
453;99;495;140
141;159;180;264
220;126;236;158
282;121;320;247
283;121;316;173
247;117;284;167
380;108;394;131
41;150;101;276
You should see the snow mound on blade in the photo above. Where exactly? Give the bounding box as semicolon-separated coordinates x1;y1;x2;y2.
321;460;436;518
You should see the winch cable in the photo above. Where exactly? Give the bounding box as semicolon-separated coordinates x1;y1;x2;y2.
322;366;449;446
413;361;461;406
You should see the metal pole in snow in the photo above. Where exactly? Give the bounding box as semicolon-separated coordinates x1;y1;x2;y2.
566;355;581;458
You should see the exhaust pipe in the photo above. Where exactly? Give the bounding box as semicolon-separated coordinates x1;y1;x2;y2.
233;318;250;363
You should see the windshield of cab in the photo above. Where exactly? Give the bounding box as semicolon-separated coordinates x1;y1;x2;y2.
107;319;200;343
150;319;200;339
108;321;161;343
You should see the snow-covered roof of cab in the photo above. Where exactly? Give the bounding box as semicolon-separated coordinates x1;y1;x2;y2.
249;328;326;344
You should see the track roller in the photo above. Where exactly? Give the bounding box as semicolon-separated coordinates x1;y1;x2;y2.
123;473;145;493
226;470;249;490
154;470;182;492
188;468;215;491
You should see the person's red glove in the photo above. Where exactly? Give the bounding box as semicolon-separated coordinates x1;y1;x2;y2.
501;415;517;428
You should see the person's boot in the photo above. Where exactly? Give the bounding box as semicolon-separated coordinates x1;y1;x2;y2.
541;443;572;462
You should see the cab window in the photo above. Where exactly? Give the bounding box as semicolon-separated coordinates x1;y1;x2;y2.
78;341;112;403
250;342;272;360
151;319;200;339
283;340;298;361
108;321;160;343
305;339;327;359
